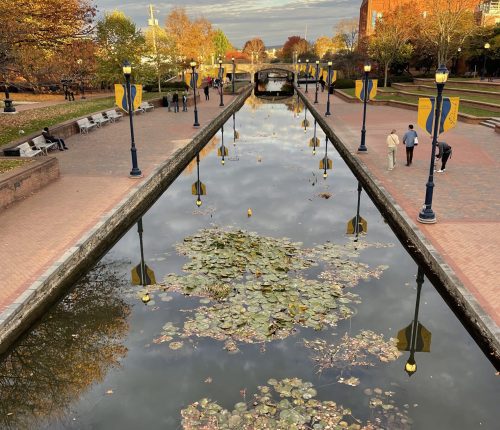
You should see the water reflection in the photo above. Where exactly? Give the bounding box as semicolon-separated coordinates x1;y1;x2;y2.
346;182;368;241
309;119;320;155
301;106;309;131
232;113;239;144
397;266;432;377
192;151;207;207
131;218;156;287
0;263;130;429
319;135;332;179
217;125;228;165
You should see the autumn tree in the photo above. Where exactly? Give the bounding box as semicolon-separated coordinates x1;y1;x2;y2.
242;38;266;63
314;36;336;59
213;29;232;61
418;0;477;66
281;36;310;61
369;8;413;87
333;19;359;53
144;25;177;91
96;11;145;84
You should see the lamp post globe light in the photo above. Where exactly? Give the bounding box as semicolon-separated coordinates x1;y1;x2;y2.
314;60;320;104
417;64;449;224
190;60;200;127
325;61;332;116
232;57;235;94
305;59;310;93
123;60;142;178
357;62;371;152
297;59;301;88
482;42;491;81
76;58;85;99
218;59;224;107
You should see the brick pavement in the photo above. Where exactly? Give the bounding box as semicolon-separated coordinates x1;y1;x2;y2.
301;88;500;327
0;89;234;314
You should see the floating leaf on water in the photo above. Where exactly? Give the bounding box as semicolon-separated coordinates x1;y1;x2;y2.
169;341;184;350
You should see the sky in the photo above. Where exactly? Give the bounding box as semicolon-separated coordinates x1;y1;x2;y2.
94;0;361;47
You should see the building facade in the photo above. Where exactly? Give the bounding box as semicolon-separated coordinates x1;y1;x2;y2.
359;0;500;38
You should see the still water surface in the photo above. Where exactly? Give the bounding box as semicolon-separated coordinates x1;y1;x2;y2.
0;94;498;429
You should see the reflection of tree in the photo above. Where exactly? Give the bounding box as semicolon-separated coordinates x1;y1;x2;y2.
244;94;263;112
285;97;303;115
0;263;131;429
183;136;219;175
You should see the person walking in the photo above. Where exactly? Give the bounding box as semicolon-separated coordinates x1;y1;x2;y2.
402;124;418;166
172;92;179;112
204;85;210;101
182;93;188;112
42;127;68;150
435;141;452;172
387;129;399;171
319;75;325;92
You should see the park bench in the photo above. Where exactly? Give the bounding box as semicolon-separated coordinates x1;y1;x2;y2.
140;101;154;112
105;109;123;122
17;142;42;157
31;135;57;154
77;118;97;134
91;113;110;127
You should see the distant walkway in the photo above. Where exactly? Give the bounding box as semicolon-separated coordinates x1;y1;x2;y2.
301;88;500;328
0;89;234;315
8;92;114;112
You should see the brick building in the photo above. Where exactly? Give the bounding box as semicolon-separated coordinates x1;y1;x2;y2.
359;0;500;38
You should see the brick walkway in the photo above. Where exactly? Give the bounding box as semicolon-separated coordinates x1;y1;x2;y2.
301;88;500;327
0;89;234;314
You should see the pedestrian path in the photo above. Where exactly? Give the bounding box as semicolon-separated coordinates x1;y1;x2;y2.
301;88;500;328
0;90;234;315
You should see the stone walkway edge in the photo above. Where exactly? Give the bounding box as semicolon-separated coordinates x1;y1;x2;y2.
0;85;253;356
296;87;500;368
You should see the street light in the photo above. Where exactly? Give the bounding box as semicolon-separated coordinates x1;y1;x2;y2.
314;60;320;104
297;59;301;88
232;57;235;94
305;59;310;93
482;42;491;81
190;60;200;127
325;61;332;116
218;59;224;107
417;64;449;224
357;62;372;152
76;59;85;99
123;60;142;178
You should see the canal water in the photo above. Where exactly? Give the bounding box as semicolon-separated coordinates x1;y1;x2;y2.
0;93;498;429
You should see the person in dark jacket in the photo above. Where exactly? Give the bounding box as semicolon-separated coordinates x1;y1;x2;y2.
319;76;325;92
435;141;452;172
42;127;68;150
204;85;209;101
172;92;179;112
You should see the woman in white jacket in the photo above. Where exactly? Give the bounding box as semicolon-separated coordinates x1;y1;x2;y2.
387;129;399;171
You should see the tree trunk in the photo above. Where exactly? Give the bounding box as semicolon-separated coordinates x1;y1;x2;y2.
384;62;389;88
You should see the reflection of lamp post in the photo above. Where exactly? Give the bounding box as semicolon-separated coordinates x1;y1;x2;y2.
196;153;202;206
232;57;235;94
303;107;308;132
190;60;200;127
123;61;142;178
418;65;449;224
297;59;301;88
314;60;320;104
325;61;332;116
482;42;490;81
354;182;362;241
311;119;318;155
218;59;224;107
305;59;310;93
357;62;371;153
76;59;85;99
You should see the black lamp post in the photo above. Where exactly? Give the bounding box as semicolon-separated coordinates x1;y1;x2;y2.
357;62;372;153
123;61;142;178
314;60;320;104
190;60;200;127
325;61;332;116
218;59;224;106
77;59;85;99
305;59;310;93
297;59;301;88
232;57;235;94
417;65;449;224
482;42;490;81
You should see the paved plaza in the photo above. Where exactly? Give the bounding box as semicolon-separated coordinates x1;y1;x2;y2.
301;88;500;328
0;90;234;315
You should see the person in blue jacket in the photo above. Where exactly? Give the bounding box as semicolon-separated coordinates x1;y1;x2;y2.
402;124;418;166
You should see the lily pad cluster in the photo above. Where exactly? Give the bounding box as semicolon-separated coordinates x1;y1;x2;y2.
151;228;388;350
181;378;408;430
303;330;401;373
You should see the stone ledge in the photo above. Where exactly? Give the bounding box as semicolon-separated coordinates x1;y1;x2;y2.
0;85;253;355
296;86;500;369
0;156;59;211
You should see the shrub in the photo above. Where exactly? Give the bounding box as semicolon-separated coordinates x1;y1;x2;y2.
334;79;355;89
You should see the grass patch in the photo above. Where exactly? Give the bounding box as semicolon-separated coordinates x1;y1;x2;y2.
379;88;500;105
339;89;499;118
0;159;31;175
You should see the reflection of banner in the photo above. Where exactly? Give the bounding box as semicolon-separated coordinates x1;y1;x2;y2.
114;84;142;112
417;97;460;135
346;216;367;235
355;79;377;101
191;180;206;195
319;157;332;170
217;146;228;156
397;322;431;352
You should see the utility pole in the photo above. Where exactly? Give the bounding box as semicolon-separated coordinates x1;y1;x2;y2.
148;4;161;93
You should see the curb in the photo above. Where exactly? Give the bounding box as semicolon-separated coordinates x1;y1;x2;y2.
0;85;253;356
296;86;500;369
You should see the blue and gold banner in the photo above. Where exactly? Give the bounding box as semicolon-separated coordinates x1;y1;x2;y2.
185;72;200;88
418;97;460;135
115;84;142;112
327;69;337;84
355;79;377;101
